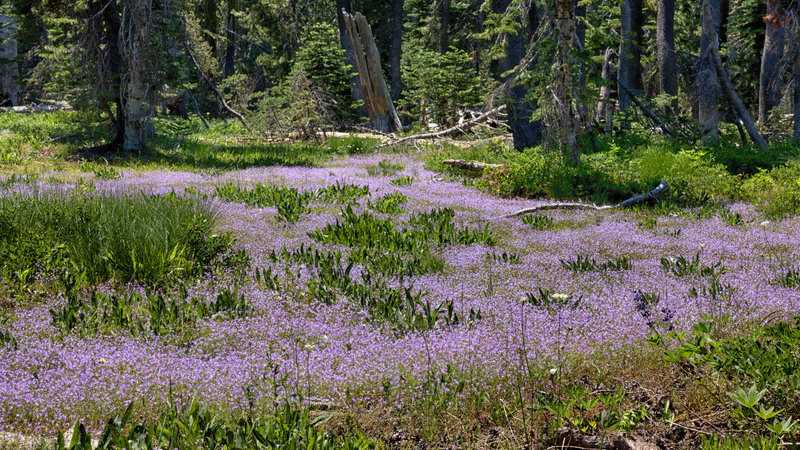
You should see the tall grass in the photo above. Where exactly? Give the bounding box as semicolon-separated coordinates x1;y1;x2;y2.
0;191;237;284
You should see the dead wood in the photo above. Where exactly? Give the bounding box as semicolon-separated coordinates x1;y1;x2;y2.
182;42;248;130
0;105;75;114
376;105;507;148
617;80;678;139
442;159;504;174
506;180;670;217
702;0;767;151
343;11;402;132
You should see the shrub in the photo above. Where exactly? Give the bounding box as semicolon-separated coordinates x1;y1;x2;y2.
401;46;486;127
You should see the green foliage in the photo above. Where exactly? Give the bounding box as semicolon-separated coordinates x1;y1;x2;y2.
369;192;408;215
309;206;495;251
214;181;371;222
43;399;377;450
50;277;249;337
0;315;17;350
523;289;582;314
700;433;780;450
522;215;555;230
660;317;800;439
401;47;486;127
769;268;800;289
327;136;379;155
292;23;358;119
560;255;632;272
660;251;726;278
486;251;520;265
0;192;246;286
391;176;414;186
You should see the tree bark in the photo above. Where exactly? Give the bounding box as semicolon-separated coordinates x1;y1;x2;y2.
336;0;365;111
438;0;450;54
121;0;154;151
793;21;800;143
702;0;767;151
555;0;579;164
657;0;677;110
198;0;218;54
758;0;785;125
390;0;404;100
224;0;237;77
343;12;402;132
618;0;643;112
618;0;631;112
0;15;20;106
698;0;722;142
597;48;615;134
102;0;125;150
494;0;542;150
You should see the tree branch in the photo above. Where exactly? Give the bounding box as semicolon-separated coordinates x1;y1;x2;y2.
506;180;670;217
376;105;506;148
182;41;249;130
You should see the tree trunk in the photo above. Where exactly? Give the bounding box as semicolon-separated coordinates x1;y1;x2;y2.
630;0;643;92
702;0;767;151
336;0;365;113
597;48;615;134
438;0;450;54
555;0;579;164
121;0;154;151
343;12;402;132
101;0;126;149
574;0;586;89
390;0;404;100
758;0;785;125
618;0;631;111
494;0;543;150
657;0;677;111
0;15;20;106
698;0;722;142
198;0;218;54
793;21;800;143
224;0;237;77
618;0;643;113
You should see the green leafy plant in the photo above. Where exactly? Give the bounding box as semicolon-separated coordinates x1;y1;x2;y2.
560;255;632;272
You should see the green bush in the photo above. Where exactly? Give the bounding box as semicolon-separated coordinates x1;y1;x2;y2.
633;146;740;204
401;46;487;127
0;192;247;286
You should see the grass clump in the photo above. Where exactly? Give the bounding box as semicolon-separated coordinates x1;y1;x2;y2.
522;214;555;230
327;135;379;155
560;255;632;272
0;192;247;287
46;399;377;450
50;274;249;337
369;192;408;215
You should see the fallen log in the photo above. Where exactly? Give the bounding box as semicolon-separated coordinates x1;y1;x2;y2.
506;180;670;217
702;0;767;151
0;105;75;114
376;105;506;148
442;159;504;174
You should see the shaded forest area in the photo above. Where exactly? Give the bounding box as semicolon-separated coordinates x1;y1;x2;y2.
0;0;797;157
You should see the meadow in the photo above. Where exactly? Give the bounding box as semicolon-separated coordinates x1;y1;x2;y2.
1;113;800;449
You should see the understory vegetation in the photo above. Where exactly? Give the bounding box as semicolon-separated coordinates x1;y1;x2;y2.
1;111;800;449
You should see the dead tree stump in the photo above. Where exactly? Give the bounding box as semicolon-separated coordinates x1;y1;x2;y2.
342;11;402;132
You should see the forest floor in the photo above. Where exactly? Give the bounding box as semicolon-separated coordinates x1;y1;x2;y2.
1;113;800;449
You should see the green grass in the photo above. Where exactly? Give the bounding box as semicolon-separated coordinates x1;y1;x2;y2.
0;191;246;286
